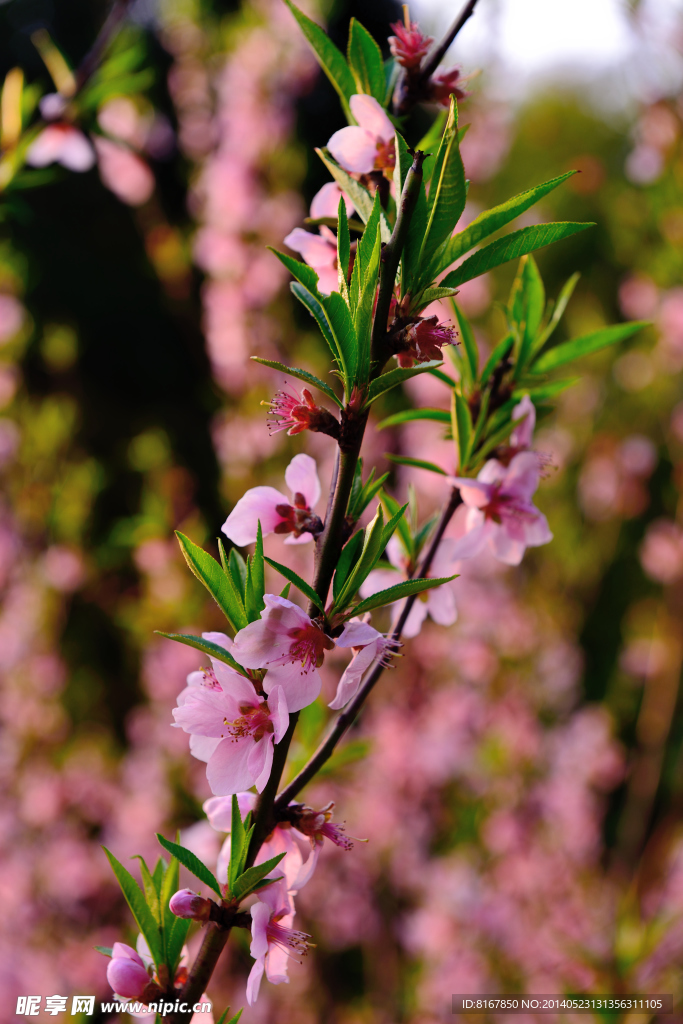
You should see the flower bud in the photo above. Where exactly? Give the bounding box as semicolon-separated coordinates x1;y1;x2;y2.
106;945;151;999
169;888;212;921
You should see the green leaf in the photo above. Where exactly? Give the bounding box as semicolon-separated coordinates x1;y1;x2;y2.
348;467;390;520
250;356;343;408
380;490;413;559
263;556;325;611
351;575;458;616
428;367;457;387
103;848;163;966
176;532;248;632
453;303;478;382
402;176;430;295
452;391;472;470
347;19;386;101
532;321;649;373
441;222;593;291
514;378;579;402
377;408;451;429
284;0;355;117
160;848;182;967
269;246;320;295
316;148;391;241
333;505;385;610
385;453;448;475
474;416;517;462
337;197;350;300
480;333;514;386
355;228;381;385
333;530;365;600
152;857;166;892
417;110;448;185
244;522;265;622
166;916;192;975
416;285;459;308
365;361;444;405
215;1009;243;1024
321;290;359;384
290;282;343;369
381;501;409;547
427;171;578;281
530;271;580;356
229;548;247;591
420;97;467;268
228;794;248;888
393;130;413;200
95;946;114;957
155;632;250;678
231;853;287;901
133;856;161;926
156;835;223;897
511;255;545;374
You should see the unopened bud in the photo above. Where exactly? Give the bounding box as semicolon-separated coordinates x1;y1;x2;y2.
169;888;212;921
106;945;152;999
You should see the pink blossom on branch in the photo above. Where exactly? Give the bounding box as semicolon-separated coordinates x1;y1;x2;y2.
388;20;434;69
329;618;400;709
247;882;314;1005
283;183;354;295
450;452;553;566
265;385;339;439
222;453;321;546
172;638;289;794
26;124;96;172
327;94;396;176
396;316;457;367
106;943;155;1001
230;594;334;711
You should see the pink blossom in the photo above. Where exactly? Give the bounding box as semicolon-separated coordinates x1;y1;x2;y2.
93;137;155;206
329;619;400;709
0;294;25;344
294;801;356;852
230;595;333;711
246;882;313;1004
360;537;460;639
427;67;470;107
169;889;212;920
397;316;456;367
205;793;317;895
172;634;289;794
26;124;96;172
283;225;338;294
222;453;321;546
309;182;354;220
510;394;536;450
388;21;433;69
265;385;338;439
327;94;395;176
106;943;152;1000
450;452;553;566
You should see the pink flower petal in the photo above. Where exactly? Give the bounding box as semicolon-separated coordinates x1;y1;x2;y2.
264;663;321;712
335;620;382;647
401;598;429;639
231;595;312;669
246;958;265;1006
285;453;321;508
310;182;355;220
266;684;290;741
501;451;541;501
328;642;377;710
327;126;378;174
283;227;336;271
222;486;290;546
427;583;457;626
358;567;400;599
316;264;341;295
511;394;536;449
173;687;241;737
349;94;394;142
189;735;221;762
250;901;271;959
249;735;274;792
207;737;255;795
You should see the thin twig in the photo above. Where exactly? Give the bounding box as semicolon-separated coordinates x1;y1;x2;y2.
75;0;134;89
274;487;463;810
418;0;481;84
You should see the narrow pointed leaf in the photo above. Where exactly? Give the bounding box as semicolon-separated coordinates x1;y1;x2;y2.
421;97;466;266
384;453;448;475
284;0;355;116
251;522;265;612
452;391;473;470
160;849;181;955
381;501;409;547
290;282;343;369
166;916;192;975
427;171;578;281
103;849;163;965
513;378;579;402
215;1009;243;1024
347;18;386;101
229;548;247;590
250;356;342;408
380;490;413;559
231;853;287;901
156;835;222;897
321;290;358;383
453;303;478;380
333;506;385;610
512;255;545;373
355;229;381;383
152;857;166;891
350;576;458;616
365;361;444;405
176;532;248;632
377;408;450;429
264;557;324;611
441;222;593;291
269;247;321;295
133;857;162;926
530;271;580;356
480;333;514;386
532;321;649;373
337;197;350;300
228;794;247;888
155;632;250;678
393;130;413;199
333;529;366;600
95;946;114;957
